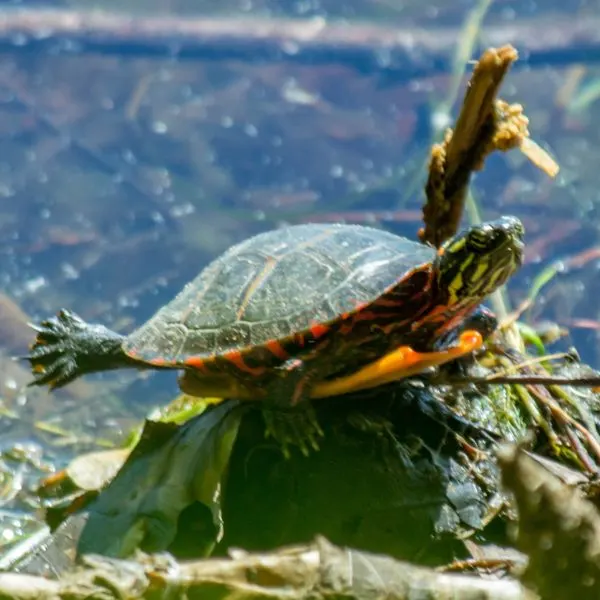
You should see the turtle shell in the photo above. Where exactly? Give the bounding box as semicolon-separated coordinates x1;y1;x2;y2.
123;223;436;367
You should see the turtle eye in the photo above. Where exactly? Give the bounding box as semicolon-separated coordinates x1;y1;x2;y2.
465;216;525;253
465;224;504;253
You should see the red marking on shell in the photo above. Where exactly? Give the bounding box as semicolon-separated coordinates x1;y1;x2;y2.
148;357;168;366
224;349;267;376
412;304;449;331
379;319;412;334
309;322;329;339
265;339;289;361
349;298;367;310
350;310;378;323
371;298;401;308
184;356;209;372
339;322;353;335
433;310;471;337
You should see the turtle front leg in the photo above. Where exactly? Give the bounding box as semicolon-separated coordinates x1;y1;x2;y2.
179;362;324;457
262;359;324;457
262;406;323;457
310;330;485;399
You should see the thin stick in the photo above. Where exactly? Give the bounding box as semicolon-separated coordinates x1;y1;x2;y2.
447;375;600;388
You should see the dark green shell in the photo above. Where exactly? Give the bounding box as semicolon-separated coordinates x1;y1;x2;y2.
123;223;435;363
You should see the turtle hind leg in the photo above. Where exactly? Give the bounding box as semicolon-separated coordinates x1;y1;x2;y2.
311;330;485;399
25;309;132;389
262;403;324;458
263;358;324;457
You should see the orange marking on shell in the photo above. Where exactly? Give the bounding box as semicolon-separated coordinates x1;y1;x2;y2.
295;333;306;348
350;298;367;310
371;298;401;308
380;322;399;334
339;323;353;335
148;357;168;366
350;310;378;323
265;339;289;360
412;304;449;331
431;305;475;337
184;356;209;372
224;349;267;376
310;322;329;339
126;348;137;359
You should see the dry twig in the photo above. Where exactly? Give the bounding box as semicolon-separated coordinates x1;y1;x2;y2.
0;537;533;600
420;45;558;247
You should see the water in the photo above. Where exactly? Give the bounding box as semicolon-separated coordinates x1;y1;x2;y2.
0;0;599;473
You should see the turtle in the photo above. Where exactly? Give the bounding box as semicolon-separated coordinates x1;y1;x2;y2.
25;217;524;451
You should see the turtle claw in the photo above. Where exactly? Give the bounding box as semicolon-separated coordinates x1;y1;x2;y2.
24;310;86;388
29;354;80;389
35;310;87;338
262;404;324;457
27;310;86;351
26;342;64;360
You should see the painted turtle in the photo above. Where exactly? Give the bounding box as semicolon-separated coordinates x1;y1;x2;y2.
26;218;524;449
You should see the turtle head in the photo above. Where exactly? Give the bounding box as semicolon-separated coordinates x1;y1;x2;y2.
435;216;525;307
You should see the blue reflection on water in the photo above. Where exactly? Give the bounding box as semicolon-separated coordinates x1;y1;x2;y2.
1;1;599;418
